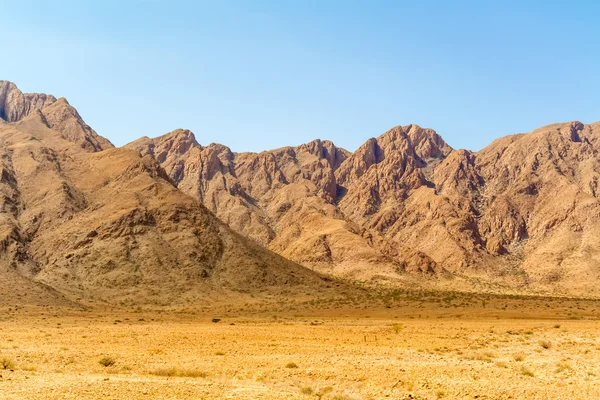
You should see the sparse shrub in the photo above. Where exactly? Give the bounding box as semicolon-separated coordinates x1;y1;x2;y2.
99;357;116;367
465;351;495;362
1;357;15;370
212;318;221;323
150;367;207;378
540;340;552;349
521;366;535;377
215;351;225;356
391;323;404;333
286;362;298;369
316;386;333;398
301;386;314;395
554;324;561;329
436;389;446;398
556;361;572;373
513;352;525;362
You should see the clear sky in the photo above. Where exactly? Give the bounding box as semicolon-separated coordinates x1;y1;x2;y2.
2;0;599;152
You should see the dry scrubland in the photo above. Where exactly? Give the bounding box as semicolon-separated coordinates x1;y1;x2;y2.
1;292;600;399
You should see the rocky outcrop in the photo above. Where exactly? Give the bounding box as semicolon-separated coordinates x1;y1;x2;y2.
0;81;112;152
0;80;57;122
336;125;452;223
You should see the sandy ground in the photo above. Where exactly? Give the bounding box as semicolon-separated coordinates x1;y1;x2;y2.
1;294;600;399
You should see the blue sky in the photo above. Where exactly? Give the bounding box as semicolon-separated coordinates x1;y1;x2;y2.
2;0;599;152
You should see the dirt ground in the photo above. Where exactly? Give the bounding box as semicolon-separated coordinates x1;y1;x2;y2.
1;293;600;399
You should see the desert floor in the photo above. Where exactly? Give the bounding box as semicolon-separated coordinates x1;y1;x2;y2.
1;292;600;399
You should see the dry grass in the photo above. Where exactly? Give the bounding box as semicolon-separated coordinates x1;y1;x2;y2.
521;366;536;377
391;322;404;333
150;367;208;378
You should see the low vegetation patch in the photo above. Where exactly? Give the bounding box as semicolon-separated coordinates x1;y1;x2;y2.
286;362;299;369
300;386;314;395
316;386;333;398
521;366;535;377
464;351;496;363
556;361;572;373
150;367;208;378
539;340;552;349
391;323;404;333
1;357;15;370
98;357;116;367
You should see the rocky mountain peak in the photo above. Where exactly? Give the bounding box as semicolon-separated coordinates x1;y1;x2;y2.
0;80;57;122
295;139;350;170
377;124;453;160
0;80;113;152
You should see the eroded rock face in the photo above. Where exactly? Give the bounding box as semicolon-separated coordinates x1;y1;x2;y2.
129;119;600;295
0;80;57;122
336;125;452;223
0;81;112;152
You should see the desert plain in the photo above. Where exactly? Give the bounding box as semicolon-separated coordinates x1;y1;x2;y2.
1;291;599;399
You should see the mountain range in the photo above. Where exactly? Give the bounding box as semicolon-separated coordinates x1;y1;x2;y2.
1;80;599;305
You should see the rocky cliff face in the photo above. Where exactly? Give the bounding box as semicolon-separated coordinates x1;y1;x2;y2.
0;80;113;152
0;80;57;122
129;120;600;295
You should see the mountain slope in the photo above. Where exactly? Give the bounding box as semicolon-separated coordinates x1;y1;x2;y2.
0;81;334;306
129;121;600;295
0;80;113;152
127;130;419;281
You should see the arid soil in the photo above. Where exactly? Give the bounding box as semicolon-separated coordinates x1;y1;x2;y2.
1;293;599;399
